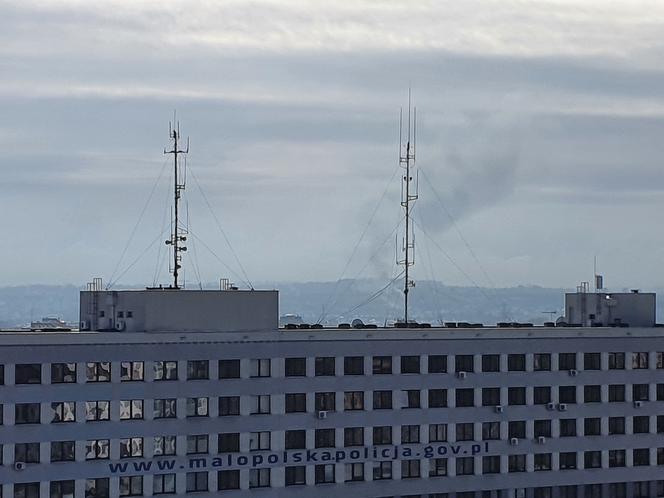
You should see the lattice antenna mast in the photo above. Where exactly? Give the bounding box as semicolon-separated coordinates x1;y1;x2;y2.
397;90;418;323
164;116;189;289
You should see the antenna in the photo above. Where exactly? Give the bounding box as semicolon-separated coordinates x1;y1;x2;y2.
397;89;418;324
164;112;189;289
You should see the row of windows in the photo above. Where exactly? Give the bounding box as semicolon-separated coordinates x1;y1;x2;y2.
5;383;663;424
8;460;664;498
3;351;663;385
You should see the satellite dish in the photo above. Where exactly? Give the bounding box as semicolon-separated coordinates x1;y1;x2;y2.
351;319;364;328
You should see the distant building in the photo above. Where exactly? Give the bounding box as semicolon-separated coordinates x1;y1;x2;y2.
565;289;656;327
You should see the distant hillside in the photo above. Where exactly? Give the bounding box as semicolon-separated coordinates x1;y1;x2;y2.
1;281;661;328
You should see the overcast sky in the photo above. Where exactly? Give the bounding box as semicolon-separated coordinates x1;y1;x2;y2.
3;0;664;290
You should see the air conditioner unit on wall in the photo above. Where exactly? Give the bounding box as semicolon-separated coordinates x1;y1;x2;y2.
558;403;568;412
569;369;578;377
457;371;467;379
14;461;26;471
494;405;504;413
509;438;519;446
537;436;546;444
317;411;328;419
546;402;556;410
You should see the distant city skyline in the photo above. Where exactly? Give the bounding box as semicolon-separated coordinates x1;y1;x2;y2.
3;1;664;289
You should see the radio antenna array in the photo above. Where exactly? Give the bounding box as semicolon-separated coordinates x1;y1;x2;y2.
397;90;418;324
164;114;189;289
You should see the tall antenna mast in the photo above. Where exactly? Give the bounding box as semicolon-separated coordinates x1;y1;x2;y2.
164;114;189;289
397;90;418;323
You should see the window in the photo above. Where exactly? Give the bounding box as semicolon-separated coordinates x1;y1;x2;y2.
0;364;3;384
482;421;500;440
402;389;420;408
85;439;110;460
315;428;335;448
559;386;576;403
534;419;551;438
534;453;551;471
608;416;625;435
509;421;526;439
154;361;177;380
286;393;307;413
509;454;526;472
285;465;306;485
219;396;240;416
609;384;625;402
633;352;649;369
86;362;110;382
609;449;626;467
633;448;650;466
609;352;625;369
373;390;392;410
633;384;649;401
482;455;500;474
508;354;526;371
120;437;143;458
633;415;650;433
481;354;500;372
429;458;447;477
345;462;364;481
429;423;447;442
315;392;335;411
559;418;577;437
50;481;74;498
534;386;551;404
584;450;601;468
372;356;392;374
508;387;526;405
15;403;40;424
584;485;601;498
120;399;144;420
584;353;601;370
456;423;474;441
428;389;447;408
219;359;240;379
217;470;240;491
658;352;664;369
249;431;270;451
659;447;664;465
401;355;420;374
51;401;75;423
153;474;176;495
428;355;447;373
15;442;40;463
315;464;335;484
249;468;270;488
455;354;474;372
187;360;209;380
658;383;664;401
373;426;392;445
315;357;335;376
373;461;392;480
534;353;551;371
154;399;177;419
344;356;364;375
584;385;601;403
51;363;76;383
186;435;208;454
119;476;143;497
51;441;75;462
186;472;208;492
584;417;601;436
659;415;664;433
344;391;364;411
285;430;306;450
456;456;474;475
558;353;576;370
401;424;420;443
86;400;110;421
15;364;41;384
285;358;306;377
344;427;364;446
456;388;475;407
559;452;577;470
402;459;420;478
14;483;40;498
187;397;209;417
250;358;270;377
218;433;240;453
120;361;144;381
85;479;109;498
153;436;176;456
482;387;500;406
